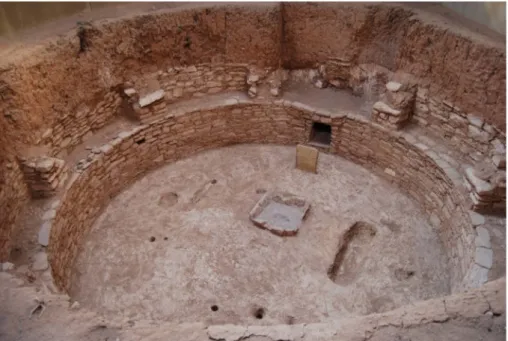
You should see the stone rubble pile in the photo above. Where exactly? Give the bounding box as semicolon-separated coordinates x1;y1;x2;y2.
20;156;69;198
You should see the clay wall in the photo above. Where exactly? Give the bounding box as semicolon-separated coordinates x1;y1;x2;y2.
48;102;474;292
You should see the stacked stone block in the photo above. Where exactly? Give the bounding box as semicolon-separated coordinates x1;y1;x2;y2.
20;156;69;198
315;60;504;164
134;64;248;105
465;161;506;214
134;89;167;122
40;91;124;157
371;81;416;129
414;89;505;162
0;158;28;261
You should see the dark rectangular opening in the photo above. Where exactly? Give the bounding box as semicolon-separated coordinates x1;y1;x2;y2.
309;122;331;146
135;138;146;145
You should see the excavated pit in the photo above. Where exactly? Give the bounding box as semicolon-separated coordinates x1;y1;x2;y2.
0;2;505;341
70;145;450;324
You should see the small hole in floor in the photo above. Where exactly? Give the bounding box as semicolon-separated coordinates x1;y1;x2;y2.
164;237;168;241
149;236;156;242
211;179;217;184
211;305;218;312
254;307;265;319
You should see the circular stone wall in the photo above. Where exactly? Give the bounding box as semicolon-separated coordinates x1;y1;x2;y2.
71;144;450;323
48;100;475;294
0;3;505;338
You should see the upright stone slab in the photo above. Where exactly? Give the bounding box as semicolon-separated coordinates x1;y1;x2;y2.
296;144;319;173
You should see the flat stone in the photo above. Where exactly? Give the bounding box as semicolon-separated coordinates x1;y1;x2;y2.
99;143;113;154
124;88;137;96
36;158;55;172
208;324;246;341
373;101;401;116
386;81;402;92
60;137;72;148
270;87;281;97
70;301;81;310
314;78;327;89
475;247;493;269
465;168;494;195
467;114;484;128
32;252;49;271
117;131;132;139
38;221;52;246
296;144;319;173
247;85;257;98
384;168;396;176
173;87;183;98
184;65;197;73
469;210;485;226
468;124;490;142
41;128;53;139
139;90;165;107
492;154;506;169
429;213;441;228
247;324;305;341
463;264;489;288
475;226;491;249
42;209;56;221
249;192;310;237
1;262;14;271
246;74;260;85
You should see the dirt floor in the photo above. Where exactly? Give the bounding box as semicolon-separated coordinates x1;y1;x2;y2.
71;144;450;325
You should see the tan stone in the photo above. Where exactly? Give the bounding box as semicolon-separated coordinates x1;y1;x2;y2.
295;144;319;173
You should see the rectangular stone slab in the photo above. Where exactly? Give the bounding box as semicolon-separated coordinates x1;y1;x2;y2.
249;192;310;236
296;144;319;173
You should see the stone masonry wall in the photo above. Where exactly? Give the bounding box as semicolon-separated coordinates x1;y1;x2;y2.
1;2;503;275
0;158;29;261
132;64;248;113
0;3;281;150
19;156;69;198
39;90;124;158
282;3;505;130
48;101;474;292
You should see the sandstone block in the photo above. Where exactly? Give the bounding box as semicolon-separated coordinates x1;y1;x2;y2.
475;247;493;269
248;85;257;98
475;226;491;249
38;221;52;246
32;252;49;271
386;81;402;92
373;101;401;116
468;210;485;226
139;90;165;107
296;144;319;173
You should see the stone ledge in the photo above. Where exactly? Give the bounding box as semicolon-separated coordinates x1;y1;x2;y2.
205;277;505;341
46;96;484;294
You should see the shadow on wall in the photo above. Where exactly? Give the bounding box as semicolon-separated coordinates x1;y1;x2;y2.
442;2;506;34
